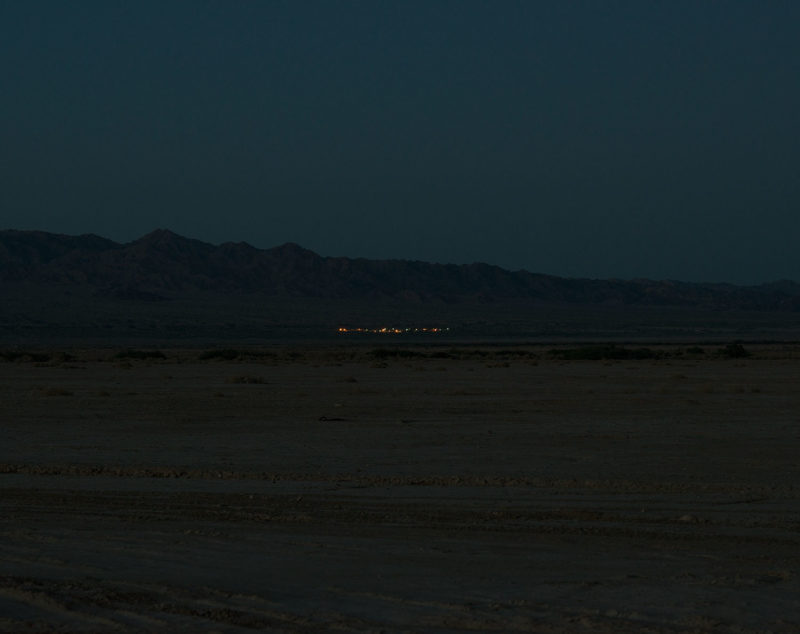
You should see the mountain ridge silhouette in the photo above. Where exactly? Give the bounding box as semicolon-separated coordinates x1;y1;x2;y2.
1;229;799;311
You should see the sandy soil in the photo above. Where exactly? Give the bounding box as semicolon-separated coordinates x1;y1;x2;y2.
1;344;799;632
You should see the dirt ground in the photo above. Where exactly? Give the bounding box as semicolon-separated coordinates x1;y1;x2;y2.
1;344;799;632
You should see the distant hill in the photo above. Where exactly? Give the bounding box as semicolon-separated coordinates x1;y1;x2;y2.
1;228;800;311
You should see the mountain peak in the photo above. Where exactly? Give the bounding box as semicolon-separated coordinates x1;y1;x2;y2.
274;241;313;252
133;228;185;245
128;229;216;259
269;242;321;259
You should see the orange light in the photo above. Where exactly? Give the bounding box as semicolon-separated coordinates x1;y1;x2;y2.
337;325;448;334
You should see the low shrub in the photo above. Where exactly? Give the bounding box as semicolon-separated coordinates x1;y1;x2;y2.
0;350;51;362
227;375;267;384
719;342;750;358
371;348;424;359
199;349;240;361
114;349;166;360
549;345;661;361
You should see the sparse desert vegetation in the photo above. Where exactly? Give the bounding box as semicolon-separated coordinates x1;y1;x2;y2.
226;374;267;384
113;348;167;360
2;343;799;632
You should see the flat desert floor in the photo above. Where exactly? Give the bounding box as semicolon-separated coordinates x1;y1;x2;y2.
1;344;799;632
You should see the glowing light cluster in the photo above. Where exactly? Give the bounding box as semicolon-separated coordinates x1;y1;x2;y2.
337;326;448;334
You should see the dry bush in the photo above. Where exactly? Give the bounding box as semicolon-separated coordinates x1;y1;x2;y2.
1;350;51;362
114;349;166;360
718;342;750;358
549;345;662;360
41;387;73;396
200;349;240;361
227;375;267;384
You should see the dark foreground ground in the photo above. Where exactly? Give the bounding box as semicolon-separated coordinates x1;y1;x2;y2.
1;344;799;632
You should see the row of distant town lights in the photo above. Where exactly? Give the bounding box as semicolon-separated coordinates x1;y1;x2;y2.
337;327;449;334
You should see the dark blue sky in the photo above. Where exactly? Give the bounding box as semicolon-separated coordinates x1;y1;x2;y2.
2;1;799;284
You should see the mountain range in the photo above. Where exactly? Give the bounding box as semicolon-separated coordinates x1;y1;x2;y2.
1;228;799;311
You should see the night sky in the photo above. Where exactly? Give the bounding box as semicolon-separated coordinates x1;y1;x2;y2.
2;1;799;284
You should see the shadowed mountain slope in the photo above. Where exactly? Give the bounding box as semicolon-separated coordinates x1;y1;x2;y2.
1;229;799;311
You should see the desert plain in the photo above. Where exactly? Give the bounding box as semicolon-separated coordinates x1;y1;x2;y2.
1;343;800;632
